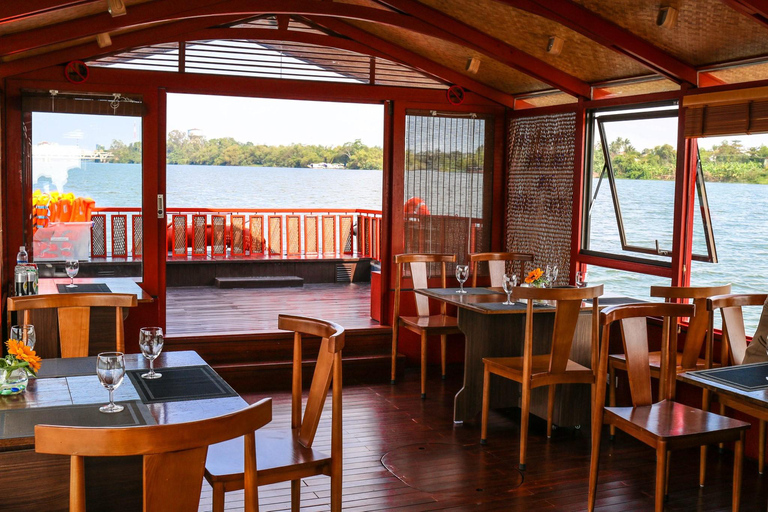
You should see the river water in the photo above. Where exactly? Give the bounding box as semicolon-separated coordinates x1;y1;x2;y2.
34;163;768;332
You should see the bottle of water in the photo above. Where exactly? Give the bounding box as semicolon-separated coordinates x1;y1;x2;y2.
16;246;28;264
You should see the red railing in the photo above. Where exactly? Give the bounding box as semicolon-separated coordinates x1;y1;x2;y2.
89;207;382;261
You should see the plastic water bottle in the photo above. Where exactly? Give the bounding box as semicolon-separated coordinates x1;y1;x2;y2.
16;246;28;264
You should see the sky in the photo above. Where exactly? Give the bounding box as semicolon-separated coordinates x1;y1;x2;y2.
33;95;385;149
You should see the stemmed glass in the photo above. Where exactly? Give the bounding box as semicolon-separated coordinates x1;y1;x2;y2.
455;264;469;294
139;327;164;379
10;324;36;350
575;270;589;288
65;259;79;288
546;265;559;288
502;273;517;305
97;352;125;413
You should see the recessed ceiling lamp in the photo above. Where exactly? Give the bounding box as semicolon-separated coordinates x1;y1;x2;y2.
657;6;678;28
466;57;481;74
547;36;564;56
96;33;112;48
107;0;127;17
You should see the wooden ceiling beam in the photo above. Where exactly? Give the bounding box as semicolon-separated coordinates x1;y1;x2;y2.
308;16;517;107
0;1;96;23
719;0;768;28
499;0;699;86
374;0;590;98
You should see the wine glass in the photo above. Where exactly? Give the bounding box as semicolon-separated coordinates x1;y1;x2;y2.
97;352;125;413
546;265;559;288
575;270;589;288
139;327;164;379
502;273;517;305
10;324;36;350
455;264;469;294
65;259;79;288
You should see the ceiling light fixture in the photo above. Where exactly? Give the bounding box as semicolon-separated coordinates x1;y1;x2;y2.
96;33;112;48
657;6;678;28
546;36;564;56
466;57;481;74
107;0;127;17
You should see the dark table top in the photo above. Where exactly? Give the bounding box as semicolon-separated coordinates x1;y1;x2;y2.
38;277;153;303
680;362;768;411
0;350;247;450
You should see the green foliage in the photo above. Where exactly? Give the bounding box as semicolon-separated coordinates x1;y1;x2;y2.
591;137;768;184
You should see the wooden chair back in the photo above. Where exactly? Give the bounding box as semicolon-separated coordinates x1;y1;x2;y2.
709;293;768;366
35;398;272;512
393;253;456;318
600;303;695;406
513;285;603;374
278;314;344;449
7;293;138;357
650;284;731;370
469;252;534;287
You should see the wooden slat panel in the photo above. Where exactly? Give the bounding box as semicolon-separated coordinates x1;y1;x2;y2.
172;215;187;257
192;214;207;257
230;215;245;256
211;215;226;256
304;216;318;255
268;215;282;256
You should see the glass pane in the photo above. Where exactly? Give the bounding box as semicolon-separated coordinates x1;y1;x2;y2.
30;112;142;275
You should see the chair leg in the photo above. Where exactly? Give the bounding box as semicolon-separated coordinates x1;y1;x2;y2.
587;420;602;512
420;331;428;399
719;403;726;452
440;334;447;380
481;366;490;445
519;379;531;471
291;479;301;512
547;385;556;439
608;363;616;440
700;389;711;486
733;432;744;512
390;322;399;384
331;463;342;512
759;420;766;475
212;482;225;512
655;442;667;512
665;450;671;498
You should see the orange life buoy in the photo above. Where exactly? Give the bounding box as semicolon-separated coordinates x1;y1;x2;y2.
404;196;430;216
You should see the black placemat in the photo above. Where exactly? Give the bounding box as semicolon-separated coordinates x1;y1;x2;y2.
37;357;97;378
590;297;646;306
0;400;155;439
694;363;768;392
56;283;111;293
428;288;504;296
127;365;238;404
475;301;552;312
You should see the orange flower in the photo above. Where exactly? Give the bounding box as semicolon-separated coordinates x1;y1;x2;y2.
6;339;42;373
525;268;544;284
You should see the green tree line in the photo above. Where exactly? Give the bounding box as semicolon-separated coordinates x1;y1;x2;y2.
593;138;768;184
107;131;384;170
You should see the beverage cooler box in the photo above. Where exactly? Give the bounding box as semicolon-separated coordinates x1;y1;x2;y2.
33;221;91;260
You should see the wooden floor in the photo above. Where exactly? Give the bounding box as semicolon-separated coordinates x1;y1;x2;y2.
167;283;379;336
198;369;768;511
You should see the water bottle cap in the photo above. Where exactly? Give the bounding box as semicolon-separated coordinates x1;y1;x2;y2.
19;246;25;251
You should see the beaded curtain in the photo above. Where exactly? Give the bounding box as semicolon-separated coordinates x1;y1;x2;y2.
505;113;576;285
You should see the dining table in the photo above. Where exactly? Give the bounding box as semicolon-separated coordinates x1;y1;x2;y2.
679;362;768;416
0;350;248;511
416;286;643;425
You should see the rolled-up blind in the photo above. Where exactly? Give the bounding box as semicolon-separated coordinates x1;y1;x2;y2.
22;91;145;116
683;86;768;138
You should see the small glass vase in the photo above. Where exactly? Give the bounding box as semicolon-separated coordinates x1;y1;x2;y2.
0;368;29;395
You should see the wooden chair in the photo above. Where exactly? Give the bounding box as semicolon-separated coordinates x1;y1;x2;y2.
608;284;731;423
35;397;272;512
589;303;748;512
469;251;534;287
480;284;603;470
205;315;344;512
703;293;768;476
7;293;138;357
390;253;462;398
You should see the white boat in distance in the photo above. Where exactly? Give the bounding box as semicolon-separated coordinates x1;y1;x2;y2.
308;162;345;169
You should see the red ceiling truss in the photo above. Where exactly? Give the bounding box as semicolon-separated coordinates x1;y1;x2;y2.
719;0;768;28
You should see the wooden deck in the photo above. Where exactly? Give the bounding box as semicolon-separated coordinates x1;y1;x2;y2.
199;369;768;511
166;283;379;336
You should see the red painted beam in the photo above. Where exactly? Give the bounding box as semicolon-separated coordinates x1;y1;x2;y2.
375;0;590;98
0;1;95;23
500;0;699;86
309;17;516;107
719;0;768;27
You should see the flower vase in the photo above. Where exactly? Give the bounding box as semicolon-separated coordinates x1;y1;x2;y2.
0;368;29;395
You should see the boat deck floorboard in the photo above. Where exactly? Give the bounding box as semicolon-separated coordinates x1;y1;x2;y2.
199;369;768;511
167;282;379;336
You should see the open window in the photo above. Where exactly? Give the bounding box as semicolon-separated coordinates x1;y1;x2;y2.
583;103;717;266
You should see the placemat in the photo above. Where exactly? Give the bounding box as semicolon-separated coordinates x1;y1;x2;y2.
0;400;155;439
428;288;504;296
37;357;97;378
475;302;552;312
127;365;238;404
591;297;645;306
57;283;111;293
694;363;768;392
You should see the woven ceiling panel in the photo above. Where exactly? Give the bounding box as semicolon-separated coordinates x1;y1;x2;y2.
505;113;576;286
517;93;578;108
419;0;649;83
345;19;547;94
596;78;680;97
707;62;768;85
573;0;768;66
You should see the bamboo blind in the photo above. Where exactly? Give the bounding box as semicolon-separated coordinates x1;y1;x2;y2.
685;100;768;138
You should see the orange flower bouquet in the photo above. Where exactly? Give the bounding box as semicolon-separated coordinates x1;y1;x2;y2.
524;268;547;288
1;339;42;395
